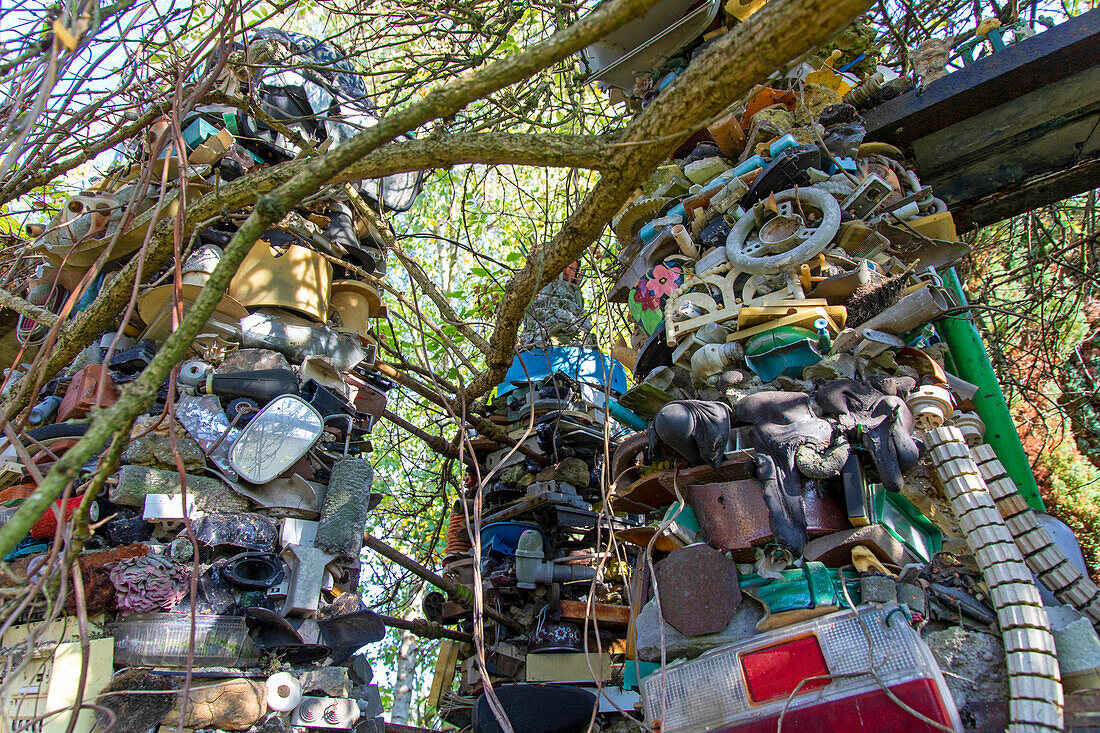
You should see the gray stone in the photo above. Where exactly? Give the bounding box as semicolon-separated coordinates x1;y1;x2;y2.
353;717;385;733
347;655;374;684
552;458;590;488
217;348;291;373
923;625;1008;732
123;416;208;471
898;583;926;616
1046;604;1100;676
500;464;528;486
860;575;898;604
298;667;350;697
518;280;592;350
353;685;383;718
169;537;194;563
803;353;857;381
635;596;764;662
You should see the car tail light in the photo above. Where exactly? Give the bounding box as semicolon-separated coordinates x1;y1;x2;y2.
640;604;962;733
740;635;830;703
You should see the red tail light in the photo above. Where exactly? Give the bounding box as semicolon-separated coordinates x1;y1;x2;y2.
740;635;830;703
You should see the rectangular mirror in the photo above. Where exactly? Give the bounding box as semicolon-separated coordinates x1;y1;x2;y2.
229;395;324;484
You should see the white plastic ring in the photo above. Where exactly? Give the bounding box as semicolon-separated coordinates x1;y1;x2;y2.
266;672;302;712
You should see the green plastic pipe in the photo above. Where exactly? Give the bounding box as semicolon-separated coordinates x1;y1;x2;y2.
936;268;1044;510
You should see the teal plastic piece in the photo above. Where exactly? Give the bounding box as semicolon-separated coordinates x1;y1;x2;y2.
744;325;828;382
183;117;220;151
835;156;858;172
768;134;798;157
623;661;661;691
609;399;648;431
733;155;765;177
870;485;942;563
936;267;1043;510
664;501;701;536
739;563;861;617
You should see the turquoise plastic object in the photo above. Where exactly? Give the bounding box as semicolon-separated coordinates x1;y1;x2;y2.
768;134;798;157
835;156;858;172
183;117;221;151
743;324;830;382
609;399;648;431
664;501;701;535
733;155;765;177
871;485;942;563
75;273;105;312
739;564;861;615
499;347;630;397
657;70;680;90
640;203;687;243
624;660;661;691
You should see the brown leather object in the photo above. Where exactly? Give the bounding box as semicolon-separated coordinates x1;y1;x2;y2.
684;478;848;561
802;525;917;568
58;364;118;421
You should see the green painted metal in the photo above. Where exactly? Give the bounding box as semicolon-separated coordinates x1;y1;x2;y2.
936;267;1044;510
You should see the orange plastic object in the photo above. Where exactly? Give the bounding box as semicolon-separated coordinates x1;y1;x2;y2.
58;364;118;421
63;366;109;418
741;87;798;129
31;437;81;470
708;110;747;158
0;484;36;502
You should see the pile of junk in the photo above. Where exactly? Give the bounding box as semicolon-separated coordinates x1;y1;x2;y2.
0;29;422;733
425;4;1100;733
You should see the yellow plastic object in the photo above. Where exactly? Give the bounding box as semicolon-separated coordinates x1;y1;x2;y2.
798;254;827;293
137;283;249;341
229;241;333;322
907;211;958;242
329;279;383;333
736;301;847;332
189;128;235;165
852;546;895;576
2;620;112;733
725;0;768;21
728;304;845;343
615;526;684;552
857;142;906;160
803;50;852;95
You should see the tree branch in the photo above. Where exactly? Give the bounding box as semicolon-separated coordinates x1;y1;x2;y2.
0;0;659;557
465;0;876;396
0;287;59;328
0;131;608;421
